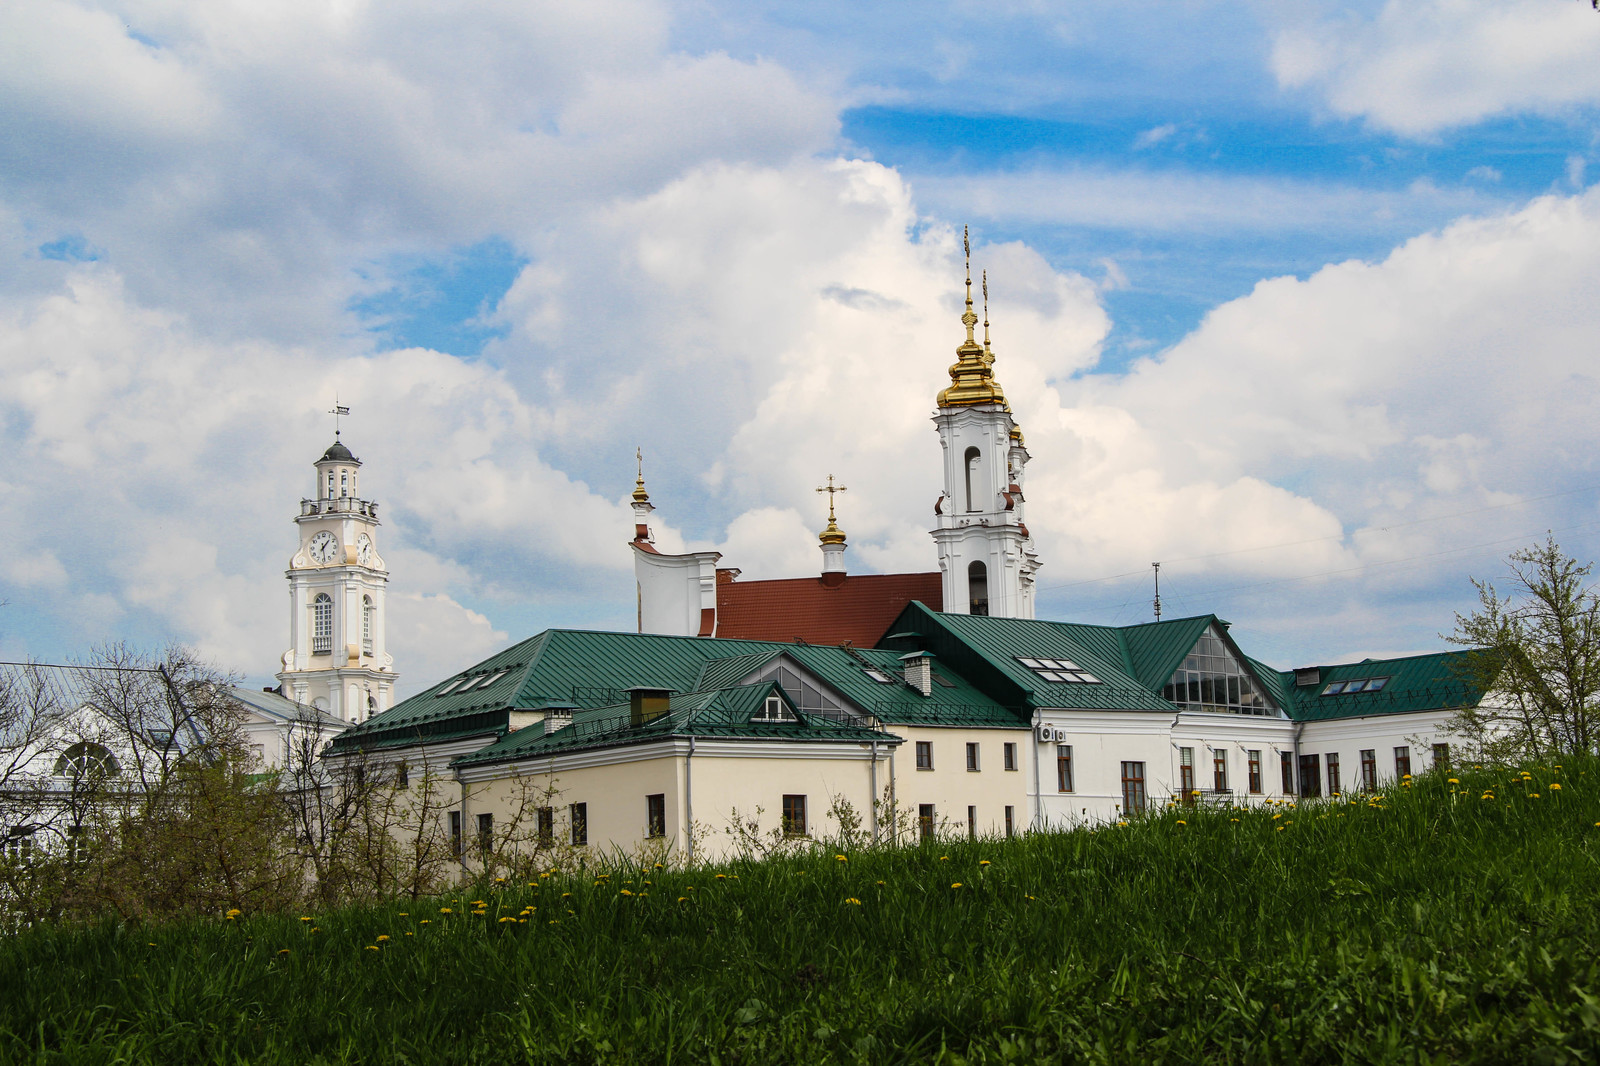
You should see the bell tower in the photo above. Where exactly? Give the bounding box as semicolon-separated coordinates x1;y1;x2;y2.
276;425;396;722
930;233;1041;618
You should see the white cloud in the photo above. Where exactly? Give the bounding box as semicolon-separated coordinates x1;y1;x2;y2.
1269;0;1600;135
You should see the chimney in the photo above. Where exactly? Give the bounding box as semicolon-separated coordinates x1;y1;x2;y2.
900;652;933;697
628;687;673;728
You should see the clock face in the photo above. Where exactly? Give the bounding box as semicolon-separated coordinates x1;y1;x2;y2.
309;531;341;565
357;533;373;567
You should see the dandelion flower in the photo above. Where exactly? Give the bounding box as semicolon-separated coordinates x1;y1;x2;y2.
1447;778;1459;785
499;917;516;923
979;860;991;867
440;907;452;914
836;854;848;862
1551;783;1562;791
677;897;687;903
654;863;665;870
845;898;862;906
951;883;963;889
620;889;634;897
939;856;949;861
398;913;408;917
1025;894;1036;901
366;946;379;952
299;916;312;923
419;920;431;925
716;874;726;880
376;935;390;942
1175;820;1186;826
405;932;414;936
277;948;290;956
311;928;322;934
876;880;885;886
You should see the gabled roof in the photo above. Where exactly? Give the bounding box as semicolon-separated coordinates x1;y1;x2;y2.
1272;650;1481;722
454;681;894;768
716;572;943;647
333;626;1023;756
226;687;344;728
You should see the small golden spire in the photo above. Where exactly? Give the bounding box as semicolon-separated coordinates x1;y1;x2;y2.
937;226;1007;409
632;447;650;503
815;475;848;545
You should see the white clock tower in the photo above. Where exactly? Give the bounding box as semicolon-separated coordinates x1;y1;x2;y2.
930;245;1041;619
276;434;396;722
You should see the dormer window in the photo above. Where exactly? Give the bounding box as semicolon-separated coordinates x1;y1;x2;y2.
753;695;797;722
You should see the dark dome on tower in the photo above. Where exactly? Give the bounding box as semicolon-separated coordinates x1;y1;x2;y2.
319;439;359;464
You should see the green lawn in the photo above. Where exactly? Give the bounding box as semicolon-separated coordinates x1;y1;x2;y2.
4;761;1600;1064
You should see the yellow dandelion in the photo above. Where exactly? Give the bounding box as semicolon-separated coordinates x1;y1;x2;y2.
654;863;665;869
677;896;687;903
1276;826;1286;832
1447;778;1459;785
876;880;885;886
398;912;408;917
299;916;312;922
845;898;862;906
620;889;634;897
311;927;321;934
499;916;516;923
716;874;726;880
148;942;156;947
519;919;527;924
1025;894;1035;901
365;946;379;952
1273;813;1282;820
471;900;486;906
494;876;506;883
951;882;963;889
419;920;431;925
1530;793;1540;799
277;948;290;956
1551;783;1562;791
405;932;414;936
1175;820;1186;826
376;935;390;942
562;892;572;898
439;907;452;914
528;883;538;888
979;860;991;867
939;856;949;861
836;854;848;862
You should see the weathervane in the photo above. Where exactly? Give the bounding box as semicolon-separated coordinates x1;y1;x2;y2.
329;396;351;438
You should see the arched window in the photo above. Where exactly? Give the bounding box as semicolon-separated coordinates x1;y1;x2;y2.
964;447;982;512
340;472;348;497
326;471;335;499
362;595;374;655
54;742;120;780
313;593;333;654
968;560;989;616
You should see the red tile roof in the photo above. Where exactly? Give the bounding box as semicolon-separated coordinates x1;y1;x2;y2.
715;572;944;647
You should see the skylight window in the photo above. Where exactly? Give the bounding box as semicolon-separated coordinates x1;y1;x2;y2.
477;671;508;689
1322;676;1390;696
456;676;483;692
435;678;466;696
1016;657;1100;684
863;669;895;684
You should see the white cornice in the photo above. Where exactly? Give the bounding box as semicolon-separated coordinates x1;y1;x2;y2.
454;736;890;783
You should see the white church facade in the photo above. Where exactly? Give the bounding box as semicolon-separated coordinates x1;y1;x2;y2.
320;252;1485;867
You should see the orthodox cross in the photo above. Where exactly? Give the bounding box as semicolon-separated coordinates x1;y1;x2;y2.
816;475;848;521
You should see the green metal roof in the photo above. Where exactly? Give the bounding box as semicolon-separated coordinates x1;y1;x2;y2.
335;626;1021;756
1272;650;1481;722
454;681;895;768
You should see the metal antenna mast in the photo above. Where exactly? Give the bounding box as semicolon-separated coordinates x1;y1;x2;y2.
1152;562;1162;622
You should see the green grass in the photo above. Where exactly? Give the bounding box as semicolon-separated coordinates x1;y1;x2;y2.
5;761;1600;1064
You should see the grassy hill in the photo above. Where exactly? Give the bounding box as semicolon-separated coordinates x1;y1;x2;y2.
4;760;1600;1064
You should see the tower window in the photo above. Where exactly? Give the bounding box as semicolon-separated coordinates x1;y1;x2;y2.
340;472;348;497
964;447;981;512
968;560;989;616
326;472;335;499
313;594;333;654
362;596;374;655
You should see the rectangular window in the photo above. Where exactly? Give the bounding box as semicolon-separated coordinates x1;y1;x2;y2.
537;806;553;845
1212;748;1228;793
915;741;933;770
1004;805;1015;838
1120;762;1147;815
1247;750;1262;794
1327;753;1341;797
1299;754;1322;798
449;811;462;857
967;805;977;838
1056;745;1074;792
395;761;409;790
477;813;493;857
1432;742;1449;771
646;793;666;839
1280;751;1294;795
570;802;588;846
1395;746;1412;780
1179;747;1195;805
918;803;935;841
1360;749;1377;792
1003;742;1018;771
782;794;807;837
966;743;980;772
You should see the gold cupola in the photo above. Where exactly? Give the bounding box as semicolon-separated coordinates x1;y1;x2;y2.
632;447;651;505
936;229;1008;408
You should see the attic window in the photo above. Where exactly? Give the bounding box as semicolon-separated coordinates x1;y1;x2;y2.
753;696;797;722
863;669;895;684
931;670;956;688
477;671;508;689
456;676;483;692
1016;657;1101;684
435;678;466;696
1323;676;1389;696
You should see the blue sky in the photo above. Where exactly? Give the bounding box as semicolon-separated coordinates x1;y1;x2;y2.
1;0;1599;692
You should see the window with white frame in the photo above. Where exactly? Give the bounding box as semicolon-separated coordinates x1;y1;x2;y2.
362;596;373;655
313;594;333;654
1015;658;1100;684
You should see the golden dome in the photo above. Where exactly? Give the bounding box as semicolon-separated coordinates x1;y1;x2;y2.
632;447;651;504
818;517;847;546
936;241;1007;408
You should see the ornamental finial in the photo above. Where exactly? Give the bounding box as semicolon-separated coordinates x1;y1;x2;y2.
632;447;650;504
815;475;848;545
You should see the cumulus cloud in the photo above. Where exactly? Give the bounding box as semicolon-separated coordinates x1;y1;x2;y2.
1269;0;1600;135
